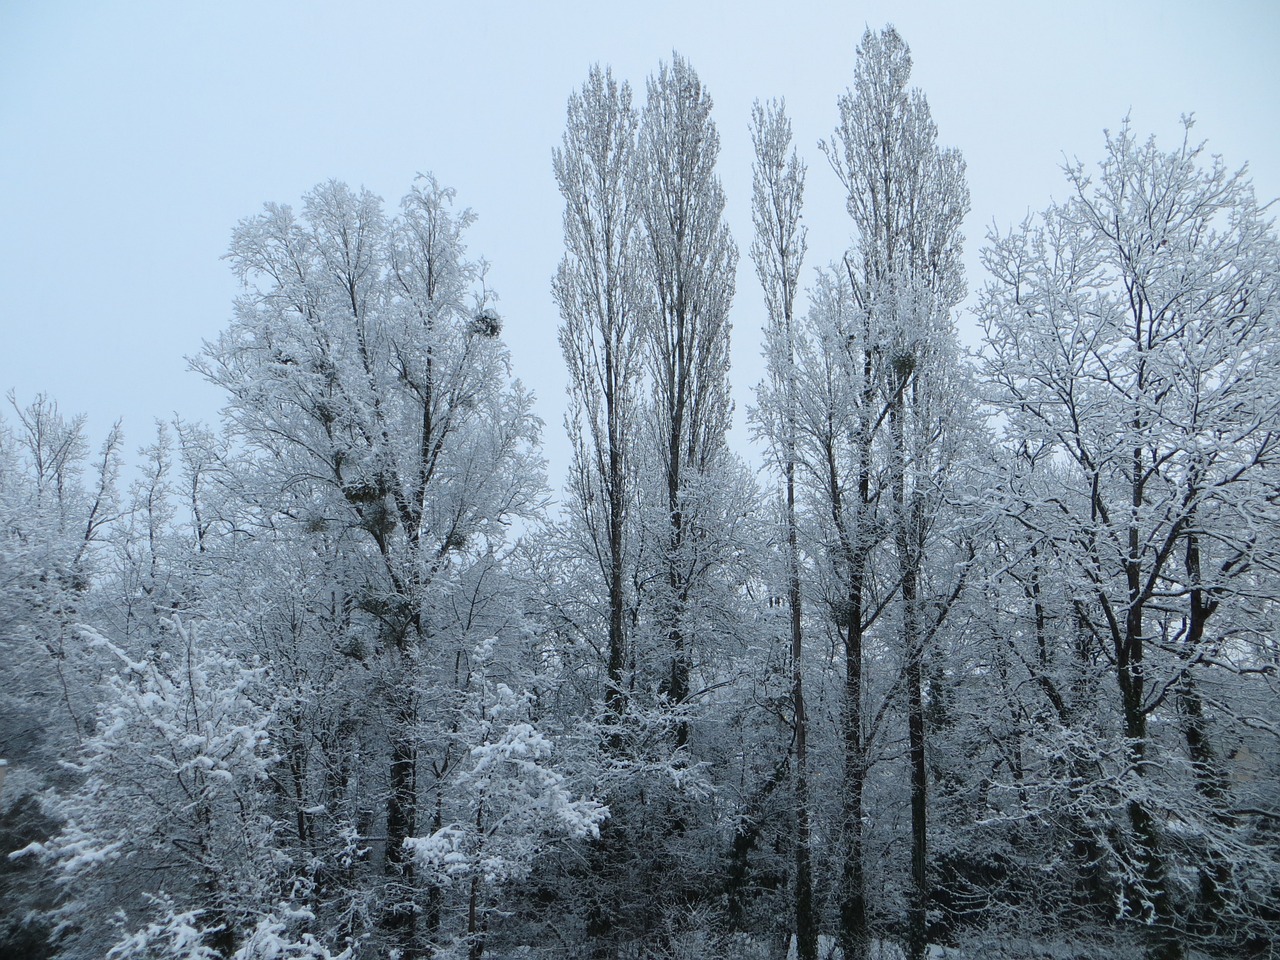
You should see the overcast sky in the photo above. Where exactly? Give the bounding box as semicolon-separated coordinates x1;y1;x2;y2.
2;0;1277;494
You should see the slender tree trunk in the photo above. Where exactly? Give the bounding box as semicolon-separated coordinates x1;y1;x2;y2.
607;474;626;720
840;622;867;960
837;386;872;960
891;373;928;960
1178;672;1232;928
1177;530;1232;936
786;457;818;960
467;878;489;960
1123;720;1178;960
384;693;420;957
467;804;488;960
1119;596;1179;960
665;380;690;747
605;356;628;725
421;779;445;952
906;618;927;960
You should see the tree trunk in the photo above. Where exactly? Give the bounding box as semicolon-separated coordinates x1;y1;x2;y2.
788;459;818;960
837;396;872;960
384;694;420;957
891;377;928;960
467;806;488;960
839;712;867;960
906;633;927;960
664;408;690;748
1119;606;1180;960
606;394;627;724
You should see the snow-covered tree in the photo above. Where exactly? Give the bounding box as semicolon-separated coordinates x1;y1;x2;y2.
635;52;741;740
195;177;545;957
405;633;606;960
553;63;648;726
820;26;972;960
979;118;1280;960
25;618;305;958
0;395;122;751
747;96;816;960
0;395;129;956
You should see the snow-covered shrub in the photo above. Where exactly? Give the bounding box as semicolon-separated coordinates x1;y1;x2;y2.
18;618;320;958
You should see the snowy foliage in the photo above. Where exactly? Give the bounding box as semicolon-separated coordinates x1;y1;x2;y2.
24;619;296;956
406;639;606;888
2;33;1278;960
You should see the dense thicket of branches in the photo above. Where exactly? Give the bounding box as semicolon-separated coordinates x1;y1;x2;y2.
2;27;1277;960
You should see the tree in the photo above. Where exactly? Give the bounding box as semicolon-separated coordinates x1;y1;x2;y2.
0;396;123;958
550;64;651;959
748;97;816;960
0;395;122;745
785;268;878;957
196;176;545;958
636;52;739;744
405;630;606;960
212;514;385;953
547;55;766;955
821;26;970;960
979;118;1280;960
26;614;357;960
553;63;647;727
25;619;286;958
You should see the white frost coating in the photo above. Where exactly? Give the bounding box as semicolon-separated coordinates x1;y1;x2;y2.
405;651;608;891
36;619;286;956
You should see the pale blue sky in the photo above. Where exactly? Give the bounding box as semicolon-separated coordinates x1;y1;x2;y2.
2;0;1277;489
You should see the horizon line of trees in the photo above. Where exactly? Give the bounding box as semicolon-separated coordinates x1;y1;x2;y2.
2;25;1277;960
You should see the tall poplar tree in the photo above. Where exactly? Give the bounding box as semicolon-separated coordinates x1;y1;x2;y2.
823;26;970;960
553;65;646;726
636;53;738;745
748;98;816;960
